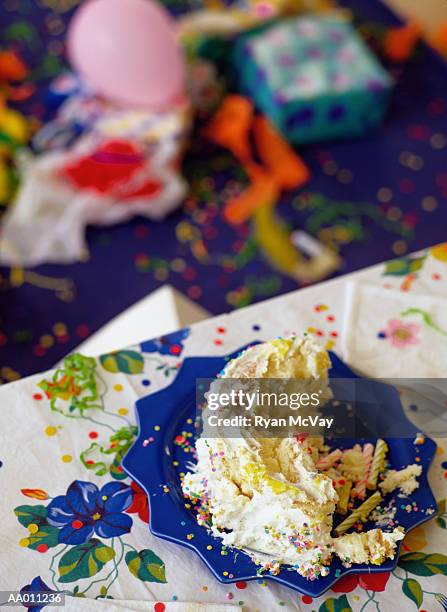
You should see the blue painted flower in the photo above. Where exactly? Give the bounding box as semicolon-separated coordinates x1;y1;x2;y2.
46;480;133;544
141;328;190;356
20;576;55;611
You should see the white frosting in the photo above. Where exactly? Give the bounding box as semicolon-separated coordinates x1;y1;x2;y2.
183;337;408;579
183;435;336;578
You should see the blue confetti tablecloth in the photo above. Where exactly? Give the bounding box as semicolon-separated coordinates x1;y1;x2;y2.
1;0;447;380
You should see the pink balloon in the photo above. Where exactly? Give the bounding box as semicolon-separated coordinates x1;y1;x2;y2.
67;0;185;109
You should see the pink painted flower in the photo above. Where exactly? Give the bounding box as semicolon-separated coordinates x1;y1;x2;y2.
382;318;421;348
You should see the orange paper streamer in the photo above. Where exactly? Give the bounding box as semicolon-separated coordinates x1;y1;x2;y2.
252;115;310;190
384;22;421;63
205;94;310;223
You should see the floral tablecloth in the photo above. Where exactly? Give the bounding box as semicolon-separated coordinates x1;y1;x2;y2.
1;244;447;612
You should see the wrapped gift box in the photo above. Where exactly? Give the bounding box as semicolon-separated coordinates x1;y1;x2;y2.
233;16;393;144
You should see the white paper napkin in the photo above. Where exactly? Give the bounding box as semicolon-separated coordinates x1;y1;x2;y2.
47;598;241;612
342;281;447;378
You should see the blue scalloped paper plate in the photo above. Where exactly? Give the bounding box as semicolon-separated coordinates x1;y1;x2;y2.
122;348;438;598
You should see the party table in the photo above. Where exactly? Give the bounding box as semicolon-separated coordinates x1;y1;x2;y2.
1;243;446;612
2;0;447;383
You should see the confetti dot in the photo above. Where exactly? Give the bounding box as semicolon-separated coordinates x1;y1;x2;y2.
223;571;228;577
214;339;223;346
202;586;208;592
171;258;186;272
61;454;72;463
28;523;39;534
114;384;123;392
441;461;447;469
421;196;438;212
323;161;338;176
377;187;393;203
399;151;424;171
40;334;54;349
392;240;407;255
154;604;165;612
76;324;90;338
33;393;43;401
430;133;446;149
56;333;69;344
236;581;247;589
217;327;226;334
407;124;431;141
226;593;234;600
89;431;98;439
118;407;128;415
45;426;57;437
19;538;30;547
53;322;67;336
427;98;446;117
0;461;2;468
337;168;353;184
301;595;313;604
142;379;151;387
182;266;196;281
187;285;202;300
387;206;402;221
37;544;48;553
399;178;415;194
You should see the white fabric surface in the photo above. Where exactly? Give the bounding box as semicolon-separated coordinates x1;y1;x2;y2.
1;244;446;612
49;598;240;611
342;282;447;377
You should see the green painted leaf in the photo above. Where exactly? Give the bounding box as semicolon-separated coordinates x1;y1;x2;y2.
384;259;411;276
26;525;60;551
402;578;423;607
409;257;426;273
125;549;167;583
398;552;447;576
14;505;48;528
100;350;144;374
437;516;447;529
318;595;352;612
384;256;425;277
58;539;115;583
438;499;446;514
